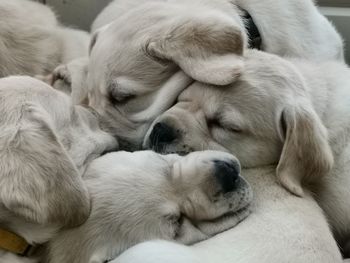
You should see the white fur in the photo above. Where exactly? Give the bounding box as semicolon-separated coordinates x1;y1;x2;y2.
0;0;90;77
37;57;90;106
43;150;252;263
87;0;344;150
113;166;342;263
93;0;343;61
0;76;118;263
145;50;350;255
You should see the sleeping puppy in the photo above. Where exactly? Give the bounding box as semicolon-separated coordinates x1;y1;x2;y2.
87;0;343;150
0;76;118;262
144;49;350;255
92;0;343;62
42;150;252;263
0;0;90;77
113;165;343;263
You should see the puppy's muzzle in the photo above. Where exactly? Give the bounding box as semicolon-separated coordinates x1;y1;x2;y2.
213;160;241;193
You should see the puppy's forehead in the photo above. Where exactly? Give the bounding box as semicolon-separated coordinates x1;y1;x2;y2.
102;3;173;39
182;51;304;102
243;50;305;91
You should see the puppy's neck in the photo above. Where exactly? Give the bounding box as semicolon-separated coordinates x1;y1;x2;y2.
0;216;59;262
0;211;59;246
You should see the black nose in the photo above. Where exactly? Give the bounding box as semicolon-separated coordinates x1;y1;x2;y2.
149;122;177;149
214;160;240;193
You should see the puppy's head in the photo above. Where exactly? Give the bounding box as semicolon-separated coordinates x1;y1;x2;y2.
44;150;251;261
169;151;252;225
89;150;251;246
0;77;117;229
144;50;333;197
88;1;247;150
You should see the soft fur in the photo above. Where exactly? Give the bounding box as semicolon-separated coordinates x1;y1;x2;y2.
0;0;90;77
37;57;90;106
92;0;343;62
112;166;342;263
86;0;343;150
144;49;350;254
42;150;252;263
0;76;118;262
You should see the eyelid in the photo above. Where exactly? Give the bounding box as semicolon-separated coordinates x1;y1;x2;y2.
108;81;136;104
208;117;243;133
221;119;243;133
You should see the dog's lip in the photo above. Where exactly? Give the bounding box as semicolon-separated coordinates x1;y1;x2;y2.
210;202;251;223
223;203;251;218
194;203;251;225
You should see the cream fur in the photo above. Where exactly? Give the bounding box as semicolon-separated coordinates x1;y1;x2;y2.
113;166;342;263
0;76;118;263
0;0;90;77
87;0;344;150
145;50;350;253
37;57;90;106
43;150;252;263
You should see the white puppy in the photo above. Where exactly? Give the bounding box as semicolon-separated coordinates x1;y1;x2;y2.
41;150;252;263
0;0;90;77
113;165;342;263
0;76;118;263
87;0;343;150
92;0;343;62
144;49;350;256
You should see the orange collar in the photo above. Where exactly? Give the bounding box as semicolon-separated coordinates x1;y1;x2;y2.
0;228;31;256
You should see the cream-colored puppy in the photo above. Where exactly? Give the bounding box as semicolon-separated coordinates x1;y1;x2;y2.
144;49;350;254
42;150;252;263
113;166;343;263
92;0;343;61
87;0;343;150
0;76;118;262
0;0;90;77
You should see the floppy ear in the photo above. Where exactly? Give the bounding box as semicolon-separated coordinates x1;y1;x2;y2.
276;102;334;196
0;105;90;228
146;16;245;85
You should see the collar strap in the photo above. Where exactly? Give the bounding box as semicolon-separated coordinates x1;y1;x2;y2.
241;9;262;50
0;228;32;256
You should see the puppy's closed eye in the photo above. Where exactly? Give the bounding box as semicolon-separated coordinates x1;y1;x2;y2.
208;118;242;133
108;82;136;105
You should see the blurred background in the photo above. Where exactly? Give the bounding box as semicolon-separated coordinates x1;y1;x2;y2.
35;0;350;63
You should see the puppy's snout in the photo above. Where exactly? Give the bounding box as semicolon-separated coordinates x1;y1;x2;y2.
149;122;177;148
214;160;240;193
